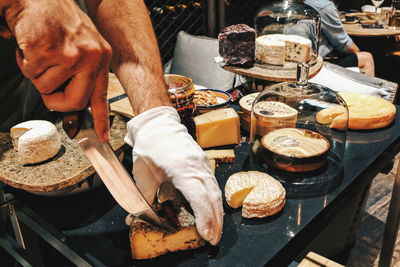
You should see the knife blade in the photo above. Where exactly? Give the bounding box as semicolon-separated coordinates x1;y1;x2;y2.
63;110;162;226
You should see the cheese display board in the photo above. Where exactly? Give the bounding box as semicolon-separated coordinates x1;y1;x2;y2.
0;115;127;193
222;55;323;82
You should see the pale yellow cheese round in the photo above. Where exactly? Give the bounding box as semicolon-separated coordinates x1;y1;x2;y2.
316;92;396;130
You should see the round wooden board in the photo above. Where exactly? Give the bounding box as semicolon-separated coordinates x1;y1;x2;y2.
222;56;323;82
0;115;128;192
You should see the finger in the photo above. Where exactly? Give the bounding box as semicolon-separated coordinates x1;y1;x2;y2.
172;178;215;242
15;45;79;80
30;65;76;94
41;69;97;111
202;175;224;245
90;63;110;142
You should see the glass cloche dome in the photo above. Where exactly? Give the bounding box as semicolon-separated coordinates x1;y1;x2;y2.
254;0;321;68
248;64;348;198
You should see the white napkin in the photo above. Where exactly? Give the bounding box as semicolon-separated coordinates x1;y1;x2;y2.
309;66;393;101
362;5;381;13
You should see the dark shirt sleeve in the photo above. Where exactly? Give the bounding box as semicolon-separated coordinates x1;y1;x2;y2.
319;4;353;53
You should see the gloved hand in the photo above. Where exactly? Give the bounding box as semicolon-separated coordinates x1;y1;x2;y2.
124;106;223;245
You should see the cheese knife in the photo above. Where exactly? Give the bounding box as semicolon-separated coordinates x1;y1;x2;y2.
62;109;162;226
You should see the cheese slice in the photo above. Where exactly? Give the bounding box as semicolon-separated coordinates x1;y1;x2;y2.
205;149;235;163
194;108;240;148
10;120;61;165
316;92;396;130
225;171;285;218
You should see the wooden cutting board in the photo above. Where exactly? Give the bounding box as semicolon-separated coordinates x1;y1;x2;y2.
0;115;127;192
108;73;135;118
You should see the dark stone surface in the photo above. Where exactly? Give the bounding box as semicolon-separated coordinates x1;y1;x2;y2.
5;107;400;266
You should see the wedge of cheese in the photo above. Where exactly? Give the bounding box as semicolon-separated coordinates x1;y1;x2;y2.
224;171;285;218
256;37;286;65
316;92;396;130
255;34;312;65
194;108;240;148
129;203;205;260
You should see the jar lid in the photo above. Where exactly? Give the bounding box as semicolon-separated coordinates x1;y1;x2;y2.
164;74;194;95
239;93;260;114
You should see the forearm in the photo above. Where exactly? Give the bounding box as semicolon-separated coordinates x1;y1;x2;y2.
86;0;171;115
344;42;360;54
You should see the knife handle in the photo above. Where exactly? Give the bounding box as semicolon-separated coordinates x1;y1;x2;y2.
62;110;86;139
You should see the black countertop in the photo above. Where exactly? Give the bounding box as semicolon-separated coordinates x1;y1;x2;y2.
7;108;400;267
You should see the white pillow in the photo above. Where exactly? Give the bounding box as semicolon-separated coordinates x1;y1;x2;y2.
170;31;237;91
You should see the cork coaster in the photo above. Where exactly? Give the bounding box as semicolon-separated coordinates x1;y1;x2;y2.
0;115;128;192
223;55;323;82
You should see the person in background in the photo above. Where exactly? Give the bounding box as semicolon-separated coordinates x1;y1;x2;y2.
304;0;375;76
0;0;223;245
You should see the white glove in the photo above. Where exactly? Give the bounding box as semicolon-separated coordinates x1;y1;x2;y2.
124;106;223;245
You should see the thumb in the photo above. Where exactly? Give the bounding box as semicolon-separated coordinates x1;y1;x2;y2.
132;154;165;204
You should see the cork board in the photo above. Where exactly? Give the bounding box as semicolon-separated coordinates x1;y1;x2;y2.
223;56;323;82
0;115;127;192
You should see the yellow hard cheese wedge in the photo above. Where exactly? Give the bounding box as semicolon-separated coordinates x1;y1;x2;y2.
193;108;240;148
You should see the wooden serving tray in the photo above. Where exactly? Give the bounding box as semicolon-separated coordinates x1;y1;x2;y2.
0;115;127;192
223;56;323;82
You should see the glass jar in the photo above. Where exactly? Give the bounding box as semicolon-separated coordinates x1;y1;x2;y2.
164;74;196;130
248;64;348;198
254;0;321;68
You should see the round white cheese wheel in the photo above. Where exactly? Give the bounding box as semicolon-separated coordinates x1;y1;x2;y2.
10;120;62;165
224;171;286;218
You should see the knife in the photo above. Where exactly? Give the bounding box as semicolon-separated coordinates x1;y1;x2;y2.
62;109;162;226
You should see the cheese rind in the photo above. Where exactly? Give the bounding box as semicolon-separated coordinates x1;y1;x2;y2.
194;108;240;148
10;120;61;165
224;171;286;218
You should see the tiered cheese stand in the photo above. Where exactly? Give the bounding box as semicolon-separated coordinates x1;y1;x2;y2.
221;0;348;198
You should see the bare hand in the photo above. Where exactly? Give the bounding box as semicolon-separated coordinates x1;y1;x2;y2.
5;0;112;141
